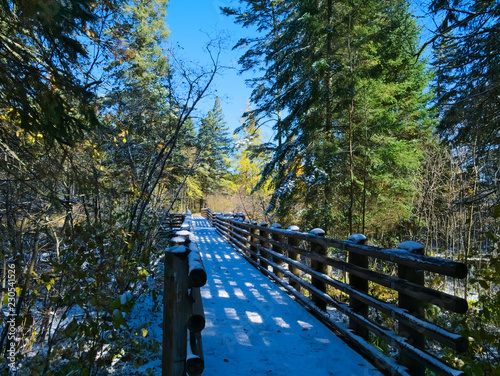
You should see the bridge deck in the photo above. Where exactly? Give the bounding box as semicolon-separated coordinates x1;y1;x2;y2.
192;216;383;376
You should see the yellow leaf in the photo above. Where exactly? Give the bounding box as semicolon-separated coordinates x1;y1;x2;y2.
142;329;148;338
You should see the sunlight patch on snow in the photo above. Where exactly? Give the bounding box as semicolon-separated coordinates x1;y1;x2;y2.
249;288;266;301
315;337;331;344
224;307;240;320
201;288;212;299
297;320;313;330
268;290;288;305
273;317;290;328
233;326;252;346
218;289;230;298
246;311;264;324
233;287;246;299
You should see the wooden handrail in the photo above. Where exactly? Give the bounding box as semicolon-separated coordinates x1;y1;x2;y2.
163;215;207;376
201;208;468;376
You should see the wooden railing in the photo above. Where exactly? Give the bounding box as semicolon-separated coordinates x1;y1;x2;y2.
201;208;469;376
163;215;207;376
158;213;187;238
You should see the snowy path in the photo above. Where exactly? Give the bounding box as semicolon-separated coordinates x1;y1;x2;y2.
192;216;383;376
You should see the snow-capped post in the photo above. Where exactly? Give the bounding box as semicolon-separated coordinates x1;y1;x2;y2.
176;229;191;246
309;228;327;311
258;222;269;266
271;223;284;279
163;245;190;376
287;225;302;292
170;236;186;247
347;234;369;339
397;240;426;376
250;221;259;262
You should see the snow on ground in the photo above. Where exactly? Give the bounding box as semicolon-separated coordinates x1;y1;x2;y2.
192;216;383;376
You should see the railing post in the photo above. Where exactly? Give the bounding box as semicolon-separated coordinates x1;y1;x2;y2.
271;223;284;279
397;241;426;376
259;222;269;266
242;219;251;257
163;245;190;376
309;228;327;311
287;225;301;292
250;221;259;262
347;234;369;339
223;216;231;240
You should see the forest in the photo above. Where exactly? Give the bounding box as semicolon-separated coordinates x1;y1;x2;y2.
0;0;498;375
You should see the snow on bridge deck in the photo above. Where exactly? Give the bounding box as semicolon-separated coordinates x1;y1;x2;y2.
192;216;383;376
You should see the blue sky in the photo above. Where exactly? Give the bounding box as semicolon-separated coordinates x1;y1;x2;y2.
166;0;273;141
166;0;434;143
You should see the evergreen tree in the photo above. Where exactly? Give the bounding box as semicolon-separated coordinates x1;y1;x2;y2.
221;0;292;145
232;111;272;220
227;0;435;239
429;0;499;204
195;97;232;209
0;0;117;145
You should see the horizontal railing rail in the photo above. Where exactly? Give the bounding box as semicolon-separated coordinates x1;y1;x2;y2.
201;208;468;376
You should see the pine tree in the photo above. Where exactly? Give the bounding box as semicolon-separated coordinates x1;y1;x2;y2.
429;0;499;204
195;97;232;209
0;0;116;145
228;0;435;239
232;112;271;220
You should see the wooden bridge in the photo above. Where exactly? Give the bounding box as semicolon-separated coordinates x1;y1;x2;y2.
161;210;469;376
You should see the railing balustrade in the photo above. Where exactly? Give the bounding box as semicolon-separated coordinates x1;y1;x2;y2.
163;215;207;376
201;208;468;376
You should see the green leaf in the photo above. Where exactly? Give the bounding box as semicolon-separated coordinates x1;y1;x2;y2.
491;205;500;219
479;280;489;290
